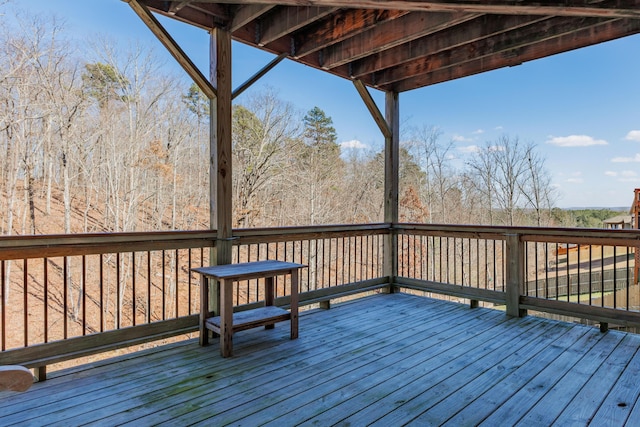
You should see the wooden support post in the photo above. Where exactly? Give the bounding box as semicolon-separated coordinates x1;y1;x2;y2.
470;299;479;309
600;322;609;333
384;91;399;293
209;28;233;315
351;82;398;294
319;300;331;310
505;233;526;318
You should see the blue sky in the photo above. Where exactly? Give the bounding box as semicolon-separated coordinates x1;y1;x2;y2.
14;0;640;208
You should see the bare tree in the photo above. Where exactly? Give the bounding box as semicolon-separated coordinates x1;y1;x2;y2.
466;136;552;226
519;149;557;226
407;126;461;223
232;89;299;228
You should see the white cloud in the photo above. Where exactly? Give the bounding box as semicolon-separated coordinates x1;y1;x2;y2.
546;135;608;147
619;171;640;182
567;178;584;184
604;170;639;183
452;134;472;142
489;145;505;152
472;129;484;135
340;139;368;150
494;126;504;131
611;153;640;163
458;145;480;154
625;130;640;142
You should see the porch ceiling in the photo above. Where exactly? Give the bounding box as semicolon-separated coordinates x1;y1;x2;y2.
137;0;640;92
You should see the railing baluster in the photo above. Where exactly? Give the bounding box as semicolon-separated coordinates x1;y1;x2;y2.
23;259;28;347
188;249;192;315
64;256;68;339
601;247;605;308
627;246;630;311
117;252;121;328
614;246;618;309
44;258;48;343
543;243;548;299
175;249;179;318
146;251;151;324
0;260;5;352
576;245;581;304
82;255;87;334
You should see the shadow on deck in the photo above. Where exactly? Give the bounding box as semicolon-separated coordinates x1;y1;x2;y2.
2;293;640;426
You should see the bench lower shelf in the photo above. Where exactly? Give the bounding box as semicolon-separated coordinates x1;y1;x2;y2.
204;306;291;334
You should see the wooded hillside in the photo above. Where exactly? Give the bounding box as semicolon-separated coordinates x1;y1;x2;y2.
0;6;560;236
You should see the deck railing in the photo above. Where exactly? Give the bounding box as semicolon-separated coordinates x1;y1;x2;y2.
0;225;388;377
395;224;509;305
396;224;640;327
1;223;639;378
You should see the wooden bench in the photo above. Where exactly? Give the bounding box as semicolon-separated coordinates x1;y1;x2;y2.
192;260;306;358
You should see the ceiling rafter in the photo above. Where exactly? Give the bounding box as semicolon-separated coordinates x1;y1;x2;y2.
373;16;610;87
256;6;339;46
168;1;191;14
144;0;225;29
184;0;640;19
319;11;479;69
349;14;550;78
230;4;276;31
388;18;640;91
292;9;409;58
139;0;640;93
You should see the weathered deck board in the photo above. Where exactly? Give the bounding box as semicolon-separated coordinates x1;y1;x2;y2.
1;292;639;426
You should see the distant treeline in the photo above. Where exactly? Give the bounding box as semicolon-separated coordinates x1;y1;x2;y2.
550;209;629;229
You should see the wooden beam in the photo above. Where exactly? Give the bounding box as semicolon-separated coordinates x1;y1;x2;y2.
140;0;227;30
388;17;640;91
230;4;276;32
188;0;640;19
126;0;217;99
350;14;548;78
374;15;577;87
256;6;338;46
352;80;391;139
232;53;288;100
167;1;190;14
320;12;478;69
293;9;409;58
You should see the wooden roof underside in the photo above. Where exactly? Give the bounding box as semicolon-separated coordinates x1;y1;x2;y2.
139;1;640;92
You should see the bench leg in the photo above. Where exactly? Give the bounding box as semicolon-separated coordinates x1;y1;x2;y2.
265;276;275;330
199;275;209;346
220;278;234;357
35;366;46;382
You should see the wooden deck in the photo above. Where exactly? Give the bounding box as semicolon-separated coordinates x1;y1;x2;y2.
2;292;640;426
